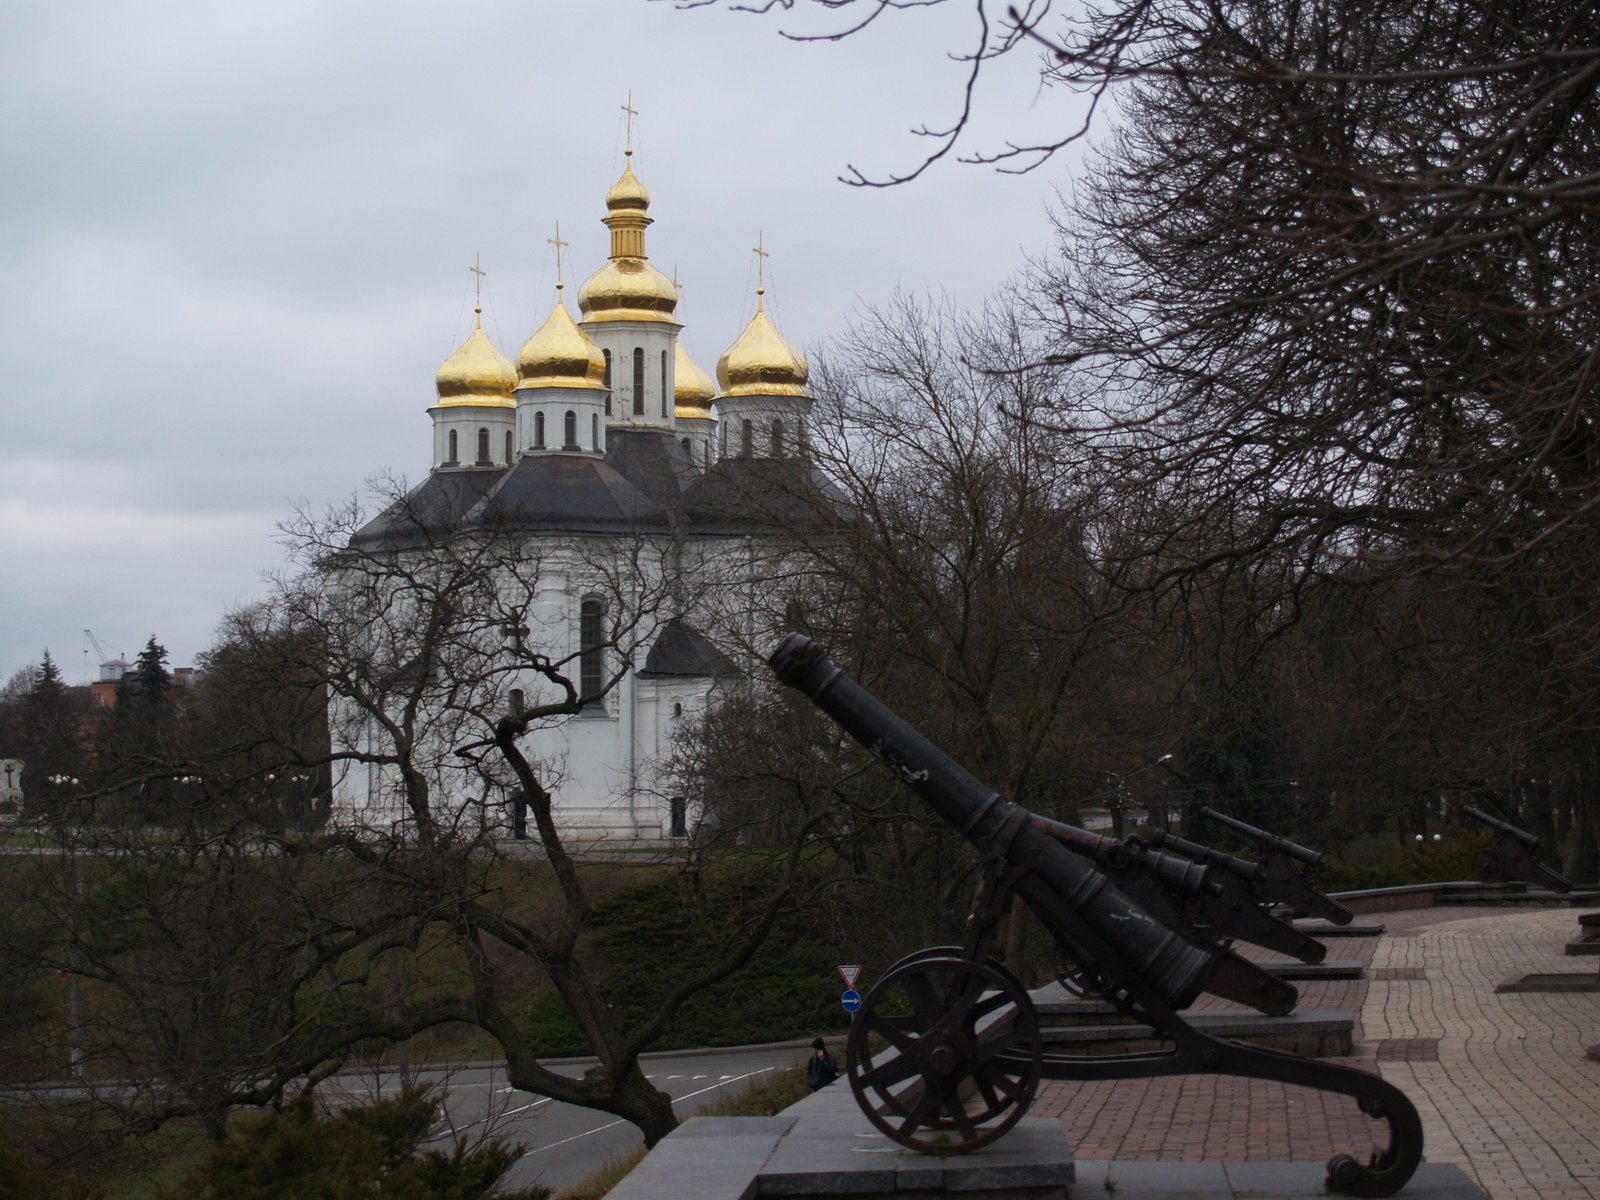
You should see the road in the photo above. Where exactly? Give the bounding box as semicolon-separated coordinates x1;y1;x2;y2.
324;1043;813;1195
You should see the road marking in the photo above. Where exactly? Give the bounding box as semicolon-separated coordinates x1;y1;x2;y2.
518;1117;627;1158
517;1068;777;1161
440;1095;552;1136
670;1068;774;1106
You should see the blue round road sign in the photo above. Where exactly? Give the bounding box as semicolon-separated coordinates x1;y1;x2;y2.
841;988;862;1013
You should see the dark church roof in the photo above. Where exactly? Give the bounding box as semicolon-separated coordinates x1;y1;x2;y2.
469;454;665;532
640;619;740;678
350;467;505;548
680;457;850;532
604;428;701;506
352;442;847;551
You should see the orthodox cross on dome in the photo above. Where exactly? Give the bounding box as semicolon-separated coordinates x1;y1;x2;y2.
469;252;486;313
621;91;639;152
548;222;570;291
753;233;771;299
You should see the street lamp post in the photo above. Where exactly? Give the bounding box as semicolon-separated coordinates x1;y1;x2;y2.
1107;754;1175;838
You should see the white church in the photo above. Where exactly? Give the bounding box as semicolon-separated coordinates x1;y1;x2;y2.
327;142;836;844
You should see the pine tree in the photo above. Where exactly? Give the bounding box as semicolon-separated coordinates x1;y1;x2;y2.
134;636;172;707
34;650;62;692
175;1089;550;1200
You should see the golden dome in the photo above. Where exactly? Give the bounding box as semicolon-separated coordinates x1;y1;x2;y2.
577;149;679;325
716;291;809;397
674;343;716;416
436;311;516;407
578;258;679;324
606;159;650;211
517;286;607;391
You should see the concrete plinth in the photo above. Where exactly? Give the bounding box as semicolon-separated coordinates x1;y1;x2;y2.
604;1081;1487;1200
605;1082;1074;1200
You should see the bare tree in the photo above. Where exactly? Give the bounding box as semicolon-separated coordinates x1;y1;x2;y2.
691;0;1600;875
0;476;828;1151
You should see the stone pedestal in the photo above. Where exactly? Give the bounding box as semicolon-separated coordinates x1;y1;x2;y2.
605;1082;1072;1200
604;1079;1488;1200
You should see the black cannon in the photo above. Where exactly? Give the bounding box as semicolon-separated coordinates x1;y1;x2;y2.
1033;816;1329;982
1460;805;1572;893
770;634;1422;1197
1152;809;1363;928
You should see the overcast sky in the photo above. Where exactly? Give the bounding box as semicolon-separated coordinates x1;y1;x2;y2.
0;0;1087;683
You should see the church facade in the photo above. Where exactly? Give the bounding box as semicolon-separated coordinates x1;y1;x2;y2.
328;147;832;844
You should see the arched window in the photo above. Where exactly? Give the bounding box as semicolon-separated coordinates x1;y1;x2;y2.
534;411;545;449
602;350;612;415
741;418;753;457
670;796;687;838
632;347;645;416
509;688;524;714
447;429;458;463
771;419;784;457
592;412;600;450
681;437;690;452
564;410;577;449
721;422;728;457
505;429;513;463
797;419;808;458
660;350;669;417
477;427;490;464
579;597;604;706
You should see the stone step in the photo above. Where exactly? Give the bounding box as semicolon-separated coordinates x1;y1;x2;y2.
1254;958;1363;980
1294;921;1385;937
1037;1008;1355;1057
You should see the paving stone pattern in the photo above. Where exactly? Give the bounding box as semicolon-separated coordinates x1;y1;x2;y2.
1376;1037;1441;1062
1032;906;1600;1198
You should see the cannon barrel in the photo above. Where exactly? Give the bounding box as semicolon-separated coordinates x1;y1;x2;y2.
1201;806;1323;866
1459;805;1572;892
1030;817;1216;898
1460;805;1540;849
770;635;1293;1014
1147;829;1263;882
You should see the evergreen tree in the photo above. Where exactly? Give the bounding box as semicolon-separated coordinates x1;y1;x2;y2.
33;651;62;695
172;1089;550;1200
134;636;172;707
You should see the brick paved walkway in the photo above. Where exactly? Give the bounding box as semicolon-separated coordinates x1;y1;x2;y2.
1034;905;1600;1198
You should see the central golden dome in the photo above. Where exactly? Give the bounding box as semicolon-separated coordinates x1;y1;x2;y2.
674;343;716;416
436;311;516;407
577;149;679;325
578;258;679;323
716;291;809;397
517;286;607;391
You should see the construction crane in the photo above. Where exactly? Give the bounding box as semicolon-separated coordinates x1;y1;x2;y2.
83;629;128;682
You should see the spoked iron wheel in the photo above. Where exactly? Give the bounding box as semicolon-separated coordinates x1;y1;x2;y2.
1053;946;1133;1012
847;954;1042;1153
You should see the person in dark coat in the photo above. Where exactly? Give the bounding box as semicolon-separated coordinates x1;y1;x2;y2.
806;1037;838;1091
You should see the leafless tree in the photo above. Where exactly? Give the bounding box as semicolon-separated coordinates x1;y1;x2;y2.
0;476;828;1151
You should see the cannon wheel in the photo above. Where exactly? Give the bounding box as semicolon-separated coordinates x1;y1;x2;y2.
847;954;1042;1153
1052;946;1134;1012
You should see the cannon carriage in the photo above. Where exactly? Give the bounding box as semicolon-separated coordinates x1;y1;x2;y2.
770;634;1424;1197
